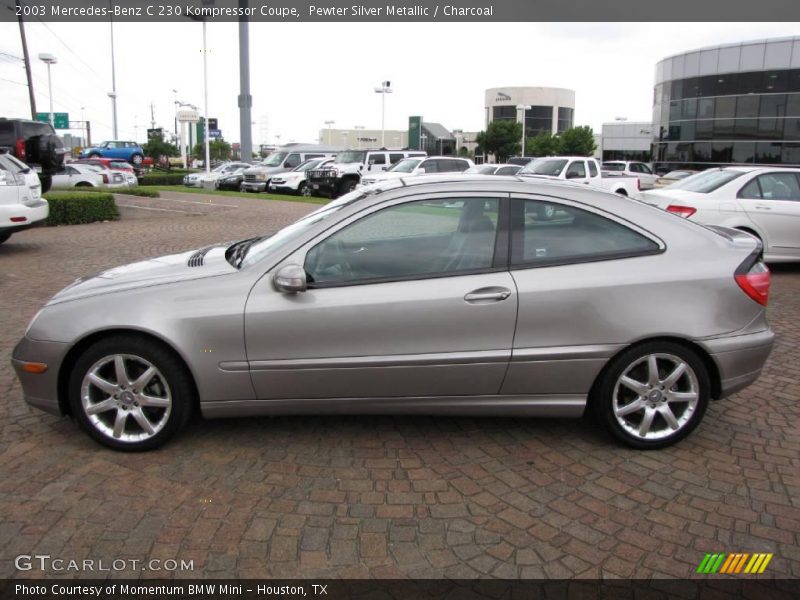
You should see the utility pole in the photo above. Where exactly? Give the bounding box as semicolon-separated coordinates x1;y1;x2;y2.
150;102;156;129
238;0;253;162
16;0;36;119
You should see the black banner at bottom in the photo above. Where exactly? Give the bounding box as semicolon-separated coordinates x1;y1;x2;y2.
2;579;800;600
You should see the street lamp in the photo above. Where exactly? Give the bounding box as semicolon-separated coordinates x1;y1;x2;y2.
173;89;178;142
420;133;427;152
374;80;392;148
109;19;118;139
516;104;531;157
324;120;334;145
354;125;364;148
38;53;56;127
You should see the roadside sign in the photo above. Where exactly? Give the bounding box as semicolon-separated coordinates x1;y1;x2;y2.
36;112;69;129
209;129;222;139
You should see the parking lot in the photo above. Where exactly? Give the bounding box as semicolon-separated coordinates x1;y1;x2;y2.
0;191;798;580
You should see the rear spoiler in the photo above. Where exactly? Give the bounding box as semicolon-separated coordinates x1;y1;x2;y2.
705;225;763;253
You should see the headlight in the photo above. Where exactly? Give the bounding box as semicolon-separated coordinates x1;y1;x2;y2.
256;173;266;180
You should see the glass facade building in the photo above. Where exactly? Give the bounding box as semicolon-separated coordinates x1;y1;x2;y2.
652;37;800;172
485;88;575;139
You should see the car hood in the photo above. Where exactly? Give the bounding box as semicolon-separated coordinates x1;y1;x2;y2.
244;166;285;174
47;245;237;305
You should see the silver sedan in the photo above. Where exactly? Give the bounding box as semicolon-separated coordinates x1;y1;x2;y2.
12;176;774;451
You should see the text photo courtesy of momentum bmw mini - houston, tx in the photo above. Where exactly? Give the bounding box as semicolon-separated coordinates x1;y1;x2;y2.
1;0;800;597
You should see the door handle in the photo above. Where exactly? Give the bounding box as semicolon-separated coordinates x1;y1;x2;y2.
464;288;511;303
754;205;772;210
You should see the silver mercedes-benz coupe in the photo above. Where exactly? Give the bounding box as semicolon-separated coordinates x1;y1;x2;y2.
13;175;774;451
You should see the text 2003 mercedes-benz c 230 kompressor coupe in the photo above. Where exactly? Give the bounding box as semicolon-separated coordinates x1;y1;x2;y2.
13;175;774;451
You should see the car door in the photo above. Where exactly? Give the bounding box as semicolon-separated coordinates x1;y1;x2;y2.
502;194;663;397
737;172;800;255
244;194;517;400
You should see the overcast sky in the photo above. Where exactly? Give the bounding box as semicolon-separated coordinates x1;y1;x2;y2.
1;21;798;146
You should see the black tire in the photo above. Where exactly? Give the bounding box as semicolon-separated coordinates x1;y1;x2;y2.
0;232;11;245
338;178;357;196
297;182;308;196
591;341;710;449
130;154;144;166
68;335;194;451
39;175;52;194
75;182;92;187
89;152;102;159
616;189;628;196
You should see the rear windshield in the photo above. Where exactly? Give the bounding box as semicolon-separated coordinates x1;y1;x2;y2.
669;169;745;193
0;122;14;145
520;158;568;176
602;163;625;171
20;121;53;138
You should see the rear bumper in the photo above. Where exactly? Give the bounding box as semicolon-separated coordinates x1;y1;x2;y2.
0;200;49;233
698;329;775;398
11;335;70;416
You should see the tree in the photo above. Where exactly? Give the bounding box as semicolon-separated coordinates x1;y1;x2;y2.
558;126;597;156
526;131;561;157
193;139;232;162
475;120;522;162
142;133;179;160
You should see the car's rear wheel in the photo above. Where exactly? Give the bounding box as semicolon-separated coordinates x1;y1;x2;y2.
338;178;357;196
130;154;144;166
297;182;308;196
592;342;709;449
89;152;101;158
68;336;193;451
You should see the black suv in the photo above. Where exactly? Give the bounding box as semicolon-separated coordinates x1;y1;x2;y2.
0;118;66;193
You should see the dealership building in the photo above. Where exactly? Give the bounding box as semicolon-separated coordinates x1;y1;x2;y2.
652;36;800;172
485;87;575;139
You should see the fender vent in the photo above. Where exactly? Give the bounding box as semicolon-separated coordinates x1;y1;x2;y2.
188;246;213;267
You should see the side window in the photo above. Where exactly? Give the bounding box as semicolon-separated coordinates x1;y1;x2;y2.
305;198;500;285
496;166;518;176
389;153;403;164
754;173;800;201
305;154;323;160
66;166;78;175
284;153;301;169
588;161;599;177
629;163;641;173
640;164;653;174
738;179;762;199
419;160;437;173
565;161;586;179
511;199;659;267
369;154;386;165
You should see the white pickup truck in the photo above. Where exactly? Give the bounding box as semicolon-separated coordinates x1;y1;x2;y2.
601;160;658;190
519;156;641;197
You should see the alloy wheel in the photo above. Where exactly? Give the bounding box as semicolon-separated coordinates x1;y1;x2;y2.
612;353;699;441
80;354;172;443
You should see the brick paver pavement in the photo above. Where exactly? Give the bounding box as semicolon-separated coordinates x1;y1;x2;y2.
0;191;798;580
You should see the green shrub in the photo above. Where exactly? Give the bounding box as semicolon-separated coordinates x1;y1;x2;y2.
137;173;187;186
44;192;120;226
50;186;159;198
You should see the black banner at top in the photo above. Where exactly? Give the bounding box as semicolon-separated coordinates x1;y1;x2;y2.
2;0;800;22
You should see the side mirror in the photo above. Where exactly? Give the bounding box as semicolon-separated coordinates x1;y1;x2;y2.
381;166;387;171
273;264;307;293
415;168;426;174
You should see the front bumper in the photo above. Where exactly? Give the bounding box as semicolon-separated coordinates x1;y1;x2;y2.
11;335;71;416
698;329;775;398
241;181;267;192
268;183;298;194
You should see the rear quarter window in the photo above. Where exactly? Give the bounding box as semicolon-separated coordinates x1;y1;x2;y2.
0;122;15;145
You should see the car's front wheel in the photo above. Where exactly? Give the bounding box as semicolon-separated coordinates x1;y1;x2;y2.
130;154;144;166
592;342;709;449
68;335;193;451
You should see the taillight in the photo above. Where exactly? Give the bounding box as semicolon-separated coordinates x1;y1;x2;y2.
15;138;26;161
666;204;697;218
102;174;109;183
637;178;640;191
735;260;770;307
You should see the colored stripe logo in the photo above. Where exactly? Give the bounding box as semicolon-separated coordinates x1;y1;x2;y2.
697;553;773;574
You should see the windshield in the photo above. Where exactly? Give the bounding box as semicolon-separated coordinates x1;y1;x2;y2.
602;163;625;171
261;152;287;167
466;165;498;174
668;169;744;193
521;158;568;176
387;159;421;173
336;151;366;164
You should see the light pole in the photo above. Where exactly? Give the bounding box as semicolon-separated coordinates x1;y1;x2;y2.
38;53;56;127
108;92;118;138
374;81;392;148
324;120;334;145
109;19;118;138
453;129;463;156
516;104;531;157
420;133;427;152
172;89;178;143
201;20;210;174
354;125;364;148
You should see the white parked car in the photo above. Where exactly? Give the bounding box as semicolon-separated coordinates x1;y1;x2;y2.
360;156;474;186
0;152;47;245
602;161;659;190
464;163;522;176
268;157;335;195
51;164;104;188
184;162;251;188
83;164;130;188
642;166;800;262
